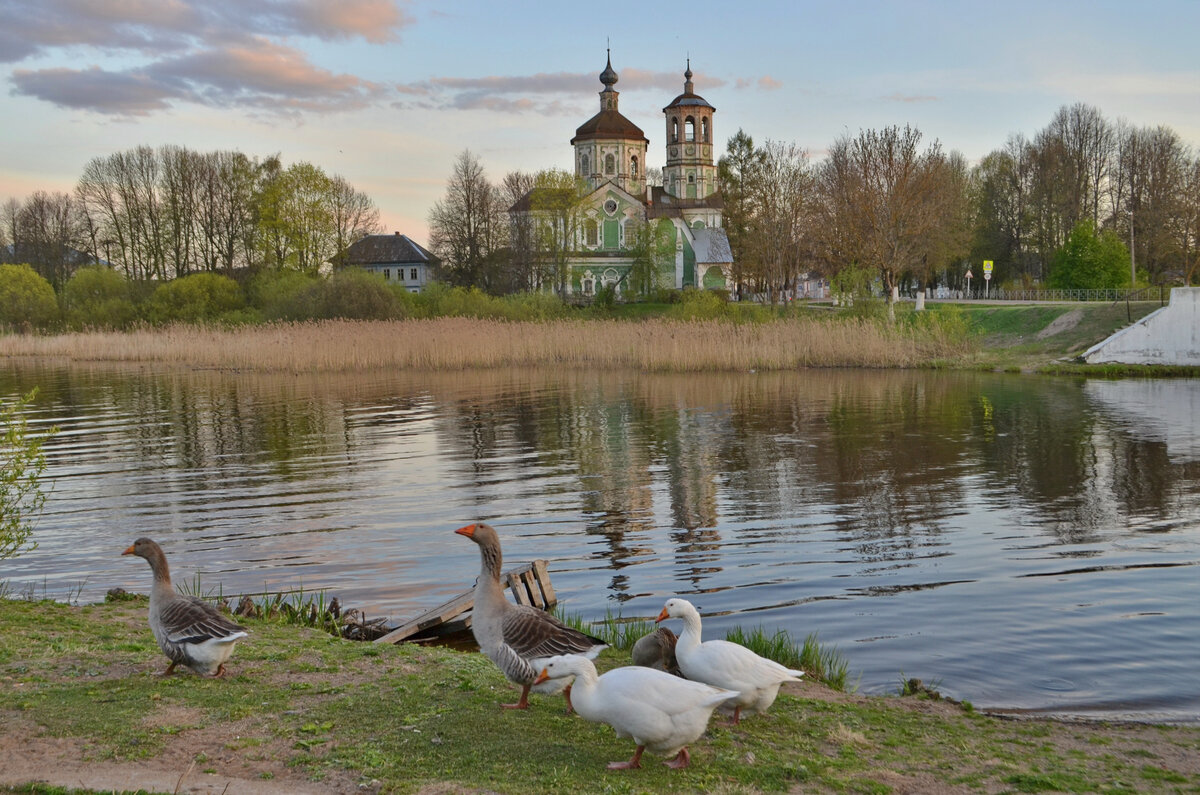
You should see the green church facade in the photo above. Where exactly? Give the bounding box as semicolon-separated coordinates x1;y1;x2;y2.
514;54;732;298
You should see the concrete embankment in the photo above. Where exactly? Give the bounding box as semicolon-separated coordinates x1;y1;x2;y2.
1082;287;1200;365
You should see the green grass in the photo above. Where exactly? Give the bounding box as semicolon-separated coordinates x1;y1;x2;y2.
724;626;852;691
3;598;1199;794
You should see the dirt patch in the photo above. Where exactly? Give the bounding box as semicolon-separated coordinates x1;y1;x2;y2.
1036;307;1085;339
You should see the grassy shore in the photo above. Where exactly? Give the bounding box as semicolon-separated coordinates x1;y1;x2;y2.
2;597;1198;794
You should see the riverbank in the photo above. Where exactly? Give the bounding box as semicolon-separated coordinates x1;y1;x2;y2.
2;597;1198;794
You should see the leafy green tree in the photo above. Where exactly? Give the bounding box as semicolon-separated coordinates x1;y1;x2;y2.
2;390;55;560
145;272;245;324
1047;222;1131;290
62;265;136;329
0;263;59;329
718;129;765;296
528;168;588;297
626;219;675;297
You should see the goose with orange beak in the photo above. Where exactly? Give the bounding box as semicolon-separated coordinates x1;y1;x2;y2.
656;597;802;724
456;522;606;710
534;654;735;770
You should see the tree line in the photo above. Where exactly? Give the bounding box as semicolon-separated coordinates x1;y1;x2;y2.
426;102;1198;302
721;102;1199;298
1;145;382;291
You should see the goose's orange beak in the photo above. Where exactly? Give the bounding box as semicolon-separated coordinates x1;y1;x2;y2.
655;607;670;623
121;544;135;556
533;667;550;686
455;524;476;538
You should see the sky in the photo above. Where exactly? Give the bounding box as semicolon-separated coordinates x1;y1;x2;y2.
2;0;1198;244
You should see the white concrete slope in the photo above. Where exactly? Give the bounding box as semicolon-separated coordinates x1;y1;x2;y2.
1081;287;1200;366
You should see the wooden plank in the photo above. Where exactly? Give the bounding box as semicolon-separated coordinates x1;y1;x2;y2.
374;589;474;644
376;561;553;645
533;559;556;605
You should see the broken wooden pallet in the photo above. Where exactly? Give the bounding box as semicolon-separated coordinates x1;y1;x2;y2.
374;559;555;645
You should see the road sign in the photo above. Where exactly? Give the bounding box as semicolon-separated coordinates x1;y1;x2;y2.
965;269;973;279
983;260;993;273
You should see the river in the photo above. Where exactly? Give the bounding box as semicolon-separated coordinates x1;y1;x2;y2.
2;363;1198;723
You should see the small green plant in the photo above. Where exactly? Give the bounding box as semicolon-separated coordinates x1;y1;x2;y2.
1;389;57;560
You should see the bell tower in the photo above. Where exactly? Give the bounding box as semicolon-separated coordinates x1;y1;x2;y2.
662;60;717;200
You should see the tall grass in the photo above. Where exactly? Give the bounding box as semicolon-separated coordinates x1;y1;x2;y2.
0;315;977;373
725;625;852;691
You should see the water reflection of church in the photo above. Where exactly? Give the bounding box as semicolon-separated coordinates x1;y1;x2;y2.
511;54;733;297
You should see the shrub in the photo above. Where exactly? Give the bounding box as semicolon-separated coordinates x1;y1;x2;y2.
666;288;731;321
497;291;569;321
2;390;56;560
247;269;323;321
0;263;59;330
62;266;137;330
145;272;246;324
313;268;404;320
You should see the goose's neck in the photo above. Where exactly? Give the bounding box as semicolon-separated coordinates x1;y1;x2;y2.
475;540;504;597
146;549;175;602
675;610;703;653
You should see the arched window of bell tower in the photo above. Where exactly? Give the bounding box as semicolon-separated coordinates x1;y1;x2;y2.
630;155;639;178
671;117;680;142
604;154;615;175
702;117;710;143
685;117;695;142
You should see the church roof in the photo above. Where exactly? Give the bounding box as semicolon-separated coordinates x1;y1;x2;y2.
646;186;724;217
663;62;715;111
693;228;733;264
344;233;435;266
570;110;648;144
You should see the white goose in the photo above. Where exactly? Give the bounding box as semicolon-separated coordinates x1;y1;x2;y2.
657;597;803;724
122;537;248;676
534;654;736;770
456;522;607;709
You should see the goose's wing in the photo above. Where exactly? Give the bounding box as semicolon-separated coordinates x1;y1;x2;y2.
159;594;248;645
500;603;606;660
689;639;801;688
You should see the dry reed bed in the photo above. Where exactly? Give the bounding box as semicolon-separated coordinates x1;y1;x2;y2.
0;317;972;372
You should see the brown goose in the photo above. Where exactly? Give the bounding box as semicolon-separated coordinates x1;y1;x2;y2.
455;522;607;709
631;626;681;675
122;537;248;676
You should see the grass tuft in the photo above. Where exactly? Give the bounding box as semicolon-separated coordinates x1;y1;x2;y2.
723;626;852;692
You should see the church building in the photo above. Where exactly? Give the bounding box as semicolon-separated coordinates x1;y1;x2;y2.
512;54;732;297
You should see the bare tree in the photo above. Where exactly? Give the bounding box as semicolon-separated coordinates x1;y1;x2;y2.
500;170;536;292
15;191;87;290
427;150;508;289
160;145;202;277
328;175;382;269
819;125;960;312
743;139;814;302
1181;155;1200;286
